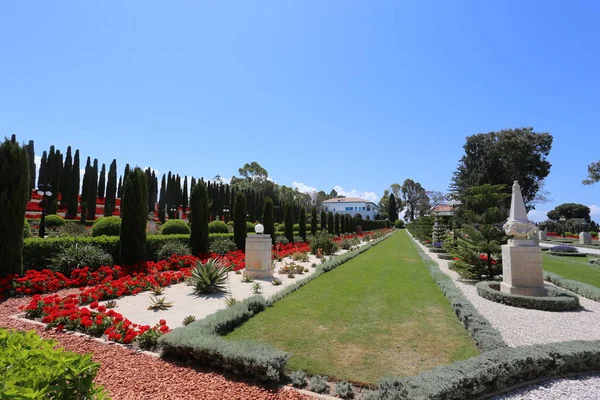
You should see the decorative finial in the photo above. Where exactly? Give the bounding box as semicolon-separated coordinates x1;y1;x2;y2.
503;181;536;238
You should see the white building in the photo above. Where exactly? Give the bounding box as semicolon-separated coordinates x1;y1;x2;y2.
322;197;380;220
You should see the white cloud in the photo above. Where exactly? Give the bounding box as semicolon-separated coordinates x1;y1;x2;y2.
527;209;548;223
333;185;379;203
292;181;317;194
590;205;600;218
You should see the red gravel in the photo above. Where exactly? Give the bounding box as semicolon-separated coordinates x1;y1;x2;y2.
0;295;313;400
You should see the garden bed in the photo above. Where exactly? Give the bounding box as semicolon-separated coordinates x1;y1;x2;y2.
476;281;580;311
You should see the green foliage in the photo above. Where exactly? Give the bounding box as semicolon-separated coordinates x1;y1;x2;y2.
320;209;327;232
401;179;430;221
388;193;398;221
233;192;247;251
23;219;31;238
246;221;255;232
0;328;108;399
136;328;162;351
309;375;328;394
544;271;600;302
284;202;294;243
547;203;591;222
190;259;229;294
91;216;121;237
190;179;210;254
405;216;433;242
45;214;66;229
60;222;90;237
263;197;275;243
290;370;307;388
334;213;340;236
583;160;600;185
335;380;354;399
310;232;339;255
161;219;191;235
208;220;229;234
311;207;318;236
299;207;307;240
208;236;237;256
147;295;173;310
182;315;197;326
394;219;405;229
476;281;579;311
156;241;192;260
50;243;113;274
120;168;148;264
327;212;334;234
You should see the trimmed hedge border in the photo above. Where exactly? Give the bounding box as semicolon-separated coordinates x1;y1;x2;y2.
544;271;600;302
548;251;587;257
409;237;507;352
378;340;600;400
436;253;453;260
476;281;580;311
159;232;394;382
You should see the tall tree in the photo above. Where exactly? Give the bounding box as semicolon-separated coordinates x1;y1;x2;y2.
47;146;62;214
158;174;166;223
547;203;591;222
0;135;30;276
67;149;80;219
233;192;247;250
320;209;327;232
38;150;47;188
117;175;123;198
311;207;318;236
87;159;98;220
81;157;91;219
26;140;35;192
98;163;106;199
583;161;600;185
182;176;188;215
378;189;390;220
334;213;340;236
327;212;334;234
388;193;398;221
263;196;275;244
105;159;117;217
401;179;429;221
284;202;294;243
119;168;148;264
190;179;209;254
299;207;307;241
451;127;552;210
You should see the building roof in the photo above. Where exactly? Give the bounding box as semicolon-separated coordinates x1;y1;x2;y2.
431;204;454;213
323;197;372;203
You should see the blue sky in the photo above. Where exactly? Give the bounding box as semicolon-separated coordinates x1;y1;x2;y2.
1;1;598;221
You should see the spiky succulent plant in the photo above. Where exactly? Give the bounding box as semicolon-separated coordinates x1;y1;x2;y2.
190;258;229;294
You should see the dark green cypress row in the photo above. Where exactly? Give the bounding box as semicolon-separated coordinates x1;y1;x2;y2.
284;202;294;243
98;163;106;199
263;197;275;244
299;207;307;241
119;168;148;264
176;175;182;217
334;213;340;236
68;150;80;219
105;159;117;217
81;157;91;215
321;209;327;232
158;174;166;223
124;164;131;185
346;214;352;233
117;175;123;199
233;192;247;250
311;207;318;236
341;213;346;234
38;150;47;188
62;147;73;214
190;179;209;254
327;212;334;234
182;176;188;215
0;135;30;276
27;140;35;193
151;172;158;213
87;159;98;220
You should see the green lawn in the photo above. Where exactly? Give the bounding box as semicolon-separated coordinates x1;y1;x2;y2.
543;253;600;288
225;230;479;384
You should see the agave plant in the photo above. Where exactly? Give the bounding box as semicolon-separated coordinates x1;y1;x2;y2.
150;285;165;295
190;258;229;294
182;315;197;326
147;296;173;311
105;300;117;309
224;296;237;308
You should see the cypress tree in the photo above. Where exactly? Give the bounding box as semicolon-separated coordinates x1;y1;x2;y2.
105;159;117;217
190;179;209;254
182;176;188;215
263;197;275;244
38;150;47;188
151;172;158;214
346;214;352;233
117;175;123;198
87;159;98;220
0;135;30;276
328;212;334;234
158;174;166;223
124;164;131;185
341;213;346;234
190;177;196;197
119;168;148;264
299;207;307;241
233;192;247;251
69;150;81;219
62;147;73;212
81;157;91;214
321;209;327;232
334;213;340;236
27;140;35;193
98;163;106;199
284;202;294;243
47;147;62;214
311;207;318;236
388;193;398;222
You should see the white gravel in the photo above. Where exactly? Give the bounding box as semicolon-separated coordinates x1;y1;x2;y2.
411;236;600;399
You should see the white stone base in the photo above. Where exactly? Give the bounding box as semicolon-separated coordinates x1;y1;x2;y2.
244;234;273;279
501;243;546;297
580;232;592;245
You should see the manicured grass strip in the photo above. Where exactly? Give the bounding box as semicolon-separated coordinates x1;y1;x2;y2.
225;231;479;384
543;253;600;289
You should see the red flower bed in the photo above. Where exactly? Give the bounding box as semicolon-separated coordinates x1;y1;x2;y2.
272;242;311;259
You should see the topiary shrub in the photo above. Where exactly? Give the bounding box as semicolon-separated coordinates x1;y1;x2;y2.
276;224;285;233
91;216;121;237
208;220;229;234
23;219;31;239
394;219;405;229
45;214;65;229
50;243;114;274
208;237;237;256
246;221;255;233
156;241;192;260
476;281;579;311
162;219;191;235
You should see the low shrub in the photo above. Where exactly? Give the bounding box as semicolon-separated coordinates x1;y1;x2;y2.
310;232;338;255
549;245;578;253
246;221;255;233
290;370;307;388
335;380;354;399
60;222;90;237
49;243;113;275
0;328;108;398
591;231;598;238
208;236;237;256
44;214;65;229
437;253;454;260
156;241;192;260
23;219;31;238
309;375;328;394
161;219;191;235
276;224;285;233
208;220;229;234
476;281;579;311
91;216;121;237
544;271;600;302
293;235;304;243
429;247;447;253
136;327;162;351
275;235;289;245
189;259;229;294
394;219;405;229
291;251;309;262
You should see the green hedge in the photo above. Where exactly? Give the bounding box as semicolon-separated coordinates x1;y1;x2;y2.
379;340;600;400
476;281;580;311
159;233;394;383
544;271;600;302
0;328;108;398
23;233;235;270
437;254;454;260
410;238;507;352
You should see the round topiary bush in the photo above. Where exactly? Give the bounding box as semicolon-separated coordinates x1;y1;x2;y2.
91;216;122;237
161;219;191;235
208;220;229;234
23;219;31;238
44;214;65;229
156;241;192;260
476;281;580;311
276;224;285;233
394;219;405;229
246;221;255;233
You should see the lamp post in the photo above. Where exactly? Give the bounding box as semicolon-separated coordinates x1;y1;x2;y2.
559;216;567;238
170;205;178;220
37;184;53;238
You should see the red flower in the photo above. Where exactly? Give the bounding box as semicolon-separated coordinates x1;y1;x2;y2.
159;319;166;326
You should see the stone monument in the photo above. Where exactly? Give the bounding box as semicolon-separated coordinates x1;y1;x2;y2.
244;224;273;279
538;230;547;241
579;232;592;245
500;181;546;296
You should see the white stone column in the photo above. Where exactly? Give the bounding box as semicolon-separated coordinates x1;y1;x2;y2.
580;232;592;245
244;234;273;279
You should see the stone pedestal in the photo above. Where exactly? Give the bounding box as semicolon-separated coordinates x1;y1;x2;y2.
500;240;546;296
538;230;547;241
244;234;273;279
356;226;363;235
580;232;592;245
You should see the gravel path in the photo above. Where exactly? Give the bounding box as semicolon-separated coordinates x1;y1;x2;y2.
492;374;600;400
0;294;312;400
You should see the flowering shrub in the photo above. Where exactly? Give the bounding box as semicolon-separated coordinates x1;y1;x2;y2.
433;241;444;248
549;245;578;253
479;254;498;265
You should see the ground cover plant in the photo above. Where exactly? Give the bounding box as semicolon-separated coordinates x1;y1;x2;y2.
543;253;600;289
225;231;479;384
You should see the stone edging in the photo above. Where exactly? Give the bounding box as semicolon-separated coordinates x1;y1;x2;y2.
475;281;580;312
